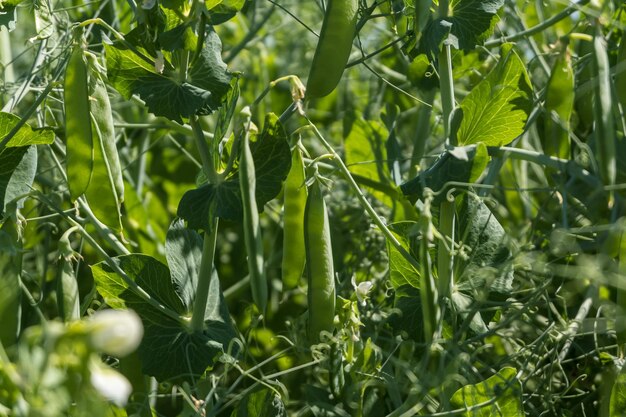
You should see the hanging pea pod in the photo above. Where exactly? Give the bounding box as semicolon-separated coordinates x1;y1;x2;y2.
543;43;574;159
305;179;336;342
307;0;359;98
281;144;307;289
64;29;124;231
592;26;616;199
64;32;93;201
240;124;267;313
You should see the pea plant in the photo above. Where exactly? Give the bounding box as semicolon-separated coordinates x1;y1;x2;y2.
1;0;626;415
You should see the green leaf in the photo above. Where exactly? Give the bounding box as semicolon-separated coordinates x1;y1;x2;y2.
178;113;291;230
456;44;533;146
0;112;54;147
450;367;523;417
419;0;504;58
206;0;246;25
230;387;286;417
92;254;237;381
457;194;513;294
165;218;203;311
105;30;232;123
387;222;420;290
389;284;424;341
610;366;626;416
1;145;36;215
400;143;489;204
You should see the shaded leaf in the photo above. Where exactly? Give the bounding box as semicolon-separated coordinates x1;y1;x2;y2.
386;222;420;290
400;143;489;204
417;0;503;59
1;145;36;215
178;113;291;230
92;254;237;381
105;30;232;123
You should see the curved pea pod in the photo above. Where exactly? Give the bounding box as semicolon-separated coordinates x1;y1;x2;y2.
281;145;307;289
64;41;94;201
240;133;267;313
305;180;336;342
543;46;574;159
307;0;359;98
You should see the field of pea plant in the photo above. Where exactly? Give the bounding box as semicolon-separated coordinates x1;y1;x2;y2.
1;0;626;415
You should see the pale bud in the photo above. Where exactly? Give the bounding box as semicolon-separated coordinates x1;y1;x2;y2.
89;359;132;407
87;309;143;357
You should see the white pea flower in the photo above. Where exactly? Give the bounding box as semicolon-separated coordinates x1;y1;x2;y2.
154;51;165;74
351;276;373;306
89;359;132;407
87;309;143;357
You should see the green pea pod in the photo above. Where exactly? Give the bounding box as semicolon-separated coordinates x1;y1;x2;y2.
307;0;359;98
64;40;93;201
84;59;124;231
305;180;335;342
240;132;267;313
592;28;616;194
86;55;124;204
57;259;80;322
281;145;307;289
544;46;574;159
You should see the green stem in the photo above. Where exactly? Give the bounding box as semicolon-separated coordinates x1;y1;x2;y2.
303;115;422;273
437;44;456;302
190;115;219;184
191;217;219;332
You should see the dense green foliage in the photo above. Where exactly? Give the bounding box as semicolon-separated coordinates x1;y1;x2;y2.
1;0;626;416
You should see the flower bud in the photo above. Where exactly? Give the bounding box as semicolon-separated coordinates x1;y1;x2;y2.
87;309;143;357
89;359;132;407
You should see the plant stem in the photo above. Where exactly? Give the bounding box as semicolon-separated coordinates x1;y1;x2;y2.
437;43;456;303
191;217;219;332
190;115;219;184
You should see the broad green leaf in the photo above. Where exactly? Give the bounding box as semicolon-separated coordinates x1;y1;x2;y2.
457;194;513;294
400;143;489;204
230;387;286;417
610;366;626;416
456;45;532;146
158;8;197;52
450;367;522;417
0;111;54;147
206;0;246;25
178;113;291;231
0;145;36;215
418;0;504;59
105;30;232;123
386;221;420;290
543;47;574;159
165;218;203;310
389;284;424;341
92;254;237;381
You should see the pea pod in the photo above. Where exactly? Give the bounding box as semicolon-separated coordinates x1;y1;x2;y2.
592;27;616;193
281;145;307;289
64;38;93;201
307;0;359;98
543;45;574;159
240;131;267;313
57;259;80;322
64;31;124;231
305;180;335;342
